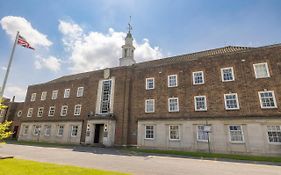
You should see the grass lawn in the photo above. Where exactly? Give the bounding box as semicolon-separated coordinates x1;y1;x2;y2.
0;158;129;175
6;140;76;148
129;148;281;164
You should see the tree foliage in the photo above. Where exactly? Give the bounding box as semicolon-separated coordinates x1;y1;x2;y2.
0;98;12;142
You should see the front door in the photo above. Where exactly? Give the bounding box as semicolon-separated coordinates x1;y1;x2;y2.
94;124;101;143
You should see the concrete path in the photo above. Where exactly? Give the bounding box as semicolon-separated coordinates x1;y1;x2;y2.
0;144;280;175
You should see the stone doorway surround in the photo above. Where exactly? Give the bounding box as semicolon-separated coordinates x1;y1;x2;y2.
85;119;116;146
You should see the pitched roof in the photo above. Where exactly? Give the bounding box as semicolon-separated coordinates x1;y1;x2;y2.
40;45;254;84
134;46;253;68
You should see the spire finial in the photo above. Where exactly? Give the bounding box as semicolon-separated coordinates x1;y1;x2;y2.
128;16;132;33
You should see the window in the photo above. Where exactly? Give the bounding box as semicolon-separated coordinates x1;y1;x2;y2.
30;93;36;102
17;110;22;117
258;91;277;109
194;96;207;111
41;91;47;101
48;106;55;116
169;125;180;140
74;104;82;116
224;93;239;110
64;89;70;98
76;87;84;97
33;125;41;136
100;80;112;114
37;107;44;117
27;108;33;117
60;105;68;116
146;78;155;90
71;125;79;137
168;74;178;87
44;125;51;136
197;125;209;142
267;126;281;143
193;71;204;85
145;125;154;139
23;125;29;135
168;97;179;112
253;62;270;78
145;99;155;113
52;90;58;100
57;125;64;136
221;67;235;82
229;125;244;143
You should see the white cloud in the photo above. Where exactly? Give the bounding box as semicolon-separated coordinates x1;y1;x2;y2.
58;20;163;73
34;55;62;72
4;85;27;102
0;16;52;47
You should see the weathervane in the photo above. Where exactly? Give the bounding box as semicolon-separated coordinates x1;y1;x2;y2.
128;16;132;33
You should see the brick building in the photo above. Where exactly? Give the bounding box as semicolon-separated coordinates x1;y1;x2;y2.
7;30;281;156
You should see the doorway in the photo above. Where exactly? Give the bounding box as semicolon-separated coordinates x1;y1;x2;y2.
94;124;104;144
12;126;19;138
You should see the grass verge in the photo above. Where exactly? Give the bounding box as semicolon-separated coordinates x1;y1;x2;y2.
129;148;281;163
0;158;129;175
6;140;76;148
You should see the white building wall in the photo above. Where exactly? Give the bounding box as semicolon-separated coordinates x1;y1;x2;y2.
138;119;281;156
18;121;82;144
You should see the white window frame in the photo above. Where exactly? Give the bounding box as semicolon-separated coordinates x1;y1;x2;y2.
74;104;82;116
23;125;29;135
197;125;209;142
228;125;244;143
60;105;68;116
64;89;70;98
27;108;33;117
44;125;51;136
169;125;180;141
267;125;281;144
51;90;58;100
144;125;155;140
253;62;270;79
17;110;22;117
224;93;240;110
168;97;179;112
33;125;41;136
221;67;235;82
37;107;44;117
57;125;64;136
194;95;207;111
167;74;178;87
145;99;155;113
193;71;205;85
146;77;155;90
71;125;79;137
258;91;277;109
48;106;55;116
76;87;84;97
41;91;47;101
30;93;36;102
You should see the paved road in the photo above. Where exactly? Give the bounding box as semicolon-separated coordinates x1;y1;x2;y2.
0;144;281;175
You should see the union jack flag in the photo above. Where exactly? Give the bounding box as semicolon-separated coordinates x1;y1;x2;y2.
17;35;35;50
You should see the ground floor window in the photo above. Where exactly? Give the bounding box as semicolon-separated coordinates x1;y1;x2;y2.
267;125;281;143
169;125;180;140
145;125;154;139
197;125;209;141
229;125;244;143
44;125;51;136
33;125;41;136
71;125;79;137
23;125;29;135
57;125;64;136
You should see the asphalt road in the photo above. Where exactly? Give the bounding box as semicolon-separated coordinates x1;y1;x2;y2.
0;144;280;175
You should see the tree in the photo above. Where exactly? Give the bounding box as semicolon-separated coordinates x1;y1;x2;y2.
0;98;12;142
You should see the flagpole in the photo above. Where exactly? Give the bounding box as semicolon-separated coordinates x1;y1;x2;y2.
0;31;19;99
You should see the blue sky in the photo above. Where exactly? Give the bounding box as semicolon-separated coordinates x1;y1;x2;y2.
0;0;281;101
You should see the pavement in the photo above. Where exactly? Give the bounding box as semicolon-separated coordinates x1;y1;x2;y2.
0;144;281;175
